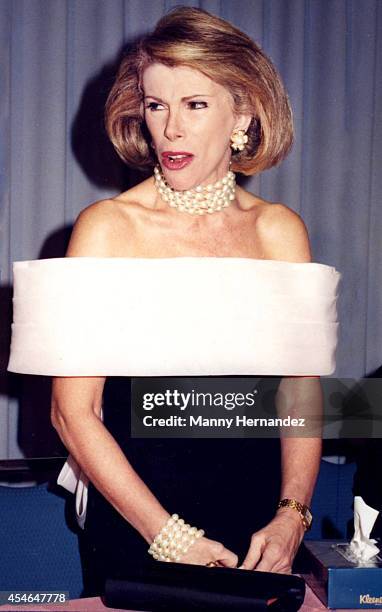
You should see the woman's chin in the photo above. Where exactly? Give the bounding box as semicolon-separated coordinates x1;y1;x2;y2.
168;183;194;192
160;163;230;191
162;174;198;192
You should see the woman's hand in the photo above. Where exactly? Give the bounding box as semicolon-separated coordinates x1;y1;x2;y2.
177;536;238;568
239;510;305;573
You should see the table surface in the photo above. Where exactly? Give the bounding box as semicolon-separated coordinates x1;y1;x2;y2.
0;584;364;612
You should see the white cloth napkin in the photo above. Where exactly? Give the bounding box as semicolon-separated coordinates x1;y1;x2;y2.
57;454;88;530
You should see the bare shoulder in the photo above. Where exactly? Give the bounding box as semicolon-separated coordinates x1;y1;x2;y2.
256;202;312;263
66;199;125;257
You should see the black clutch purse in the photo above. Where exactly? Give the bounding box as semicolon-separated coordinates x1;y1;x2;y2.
103;561;305;611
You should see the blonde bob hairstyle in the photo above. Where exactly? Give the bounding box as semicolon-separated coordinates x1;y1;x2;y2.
105;7;293;176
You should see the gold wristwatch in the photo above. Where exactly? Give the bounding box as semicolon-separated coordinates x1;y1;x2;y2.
277;498;313;531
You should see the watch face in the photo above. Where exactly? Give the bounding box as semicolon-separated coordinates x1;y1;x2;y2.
304;507;313;526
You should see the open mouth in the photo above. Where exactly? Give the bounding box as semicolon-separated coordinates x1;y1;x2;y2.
168;154;189;161
161;152;194;170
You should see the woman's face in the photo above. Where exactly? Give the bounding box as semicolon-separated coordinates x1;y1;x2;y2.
142;63;250;191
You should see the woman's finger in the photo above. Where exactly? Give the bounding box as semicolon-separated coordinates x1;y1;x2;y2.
238;534;266;570
255;539;288;572
216;548;238;568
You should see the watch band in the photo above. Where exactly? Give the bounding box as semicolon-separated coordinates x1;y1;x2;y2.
277;498;313;531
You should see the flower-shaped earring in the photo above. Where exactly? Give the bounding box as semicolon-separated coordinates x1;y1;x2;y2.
230;129;248;152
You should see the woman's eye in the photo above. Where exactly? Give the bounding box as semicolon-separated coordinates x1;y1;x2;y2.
145;102;165;111
188;101;208;109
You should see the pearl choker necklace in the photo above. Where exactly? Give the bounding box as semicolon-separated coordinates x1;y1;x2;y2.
154;165;236;215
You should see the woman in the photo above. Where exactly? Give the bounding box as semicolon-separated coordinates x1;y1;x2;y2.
49;7;331;593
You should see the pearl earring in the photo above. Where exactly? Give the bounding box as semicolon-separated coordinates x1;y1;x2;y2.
230;129;248;152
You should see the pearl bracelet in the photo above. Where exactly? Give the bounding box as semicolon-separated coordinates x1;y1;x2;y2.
148;513;205;562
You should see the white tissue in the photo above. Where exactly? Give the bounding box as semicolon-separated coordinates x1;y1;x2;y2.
349;495;380;561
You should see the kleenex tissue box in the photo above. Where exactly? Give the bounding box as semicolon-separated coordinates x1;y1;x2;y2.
303;540;382;608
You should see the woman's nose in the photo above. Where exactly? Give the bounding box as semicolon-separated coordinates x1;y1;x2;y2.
164;110;184;141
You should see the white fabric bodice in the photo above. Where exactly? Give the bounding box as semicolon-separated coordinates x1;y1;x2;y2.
7;256;340;377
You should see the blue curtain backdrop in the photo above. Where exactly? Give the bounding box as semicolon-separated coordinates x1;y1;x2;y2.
0;0;381;458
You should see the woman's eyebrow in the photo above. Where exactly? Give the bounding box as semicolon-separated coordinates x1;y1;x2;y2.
144;94;214;102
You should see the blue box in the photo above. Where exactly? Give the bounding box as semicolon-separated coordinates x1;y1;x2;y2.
303;540;382;608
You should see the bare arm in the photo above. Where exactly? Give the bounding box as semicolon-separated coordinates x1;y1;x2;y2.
272;208;322;519
52;202;238;566
240;204;322;572
274;376;322;551
277;376;323;508
52;203;170;543
52;376;170;543
259;203;322;510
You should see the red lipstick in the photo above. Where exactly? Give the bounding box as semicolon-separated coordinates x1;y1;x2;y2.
161;151;194;171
